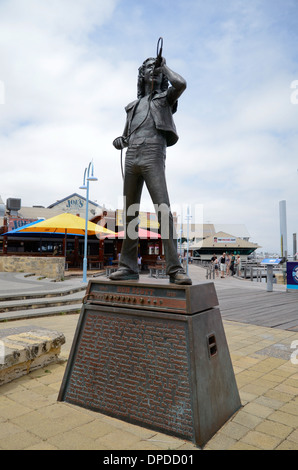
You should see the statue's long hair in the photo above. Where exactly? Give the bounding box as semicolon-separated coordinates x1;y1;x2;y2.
137;58;169;99
137;58;178;113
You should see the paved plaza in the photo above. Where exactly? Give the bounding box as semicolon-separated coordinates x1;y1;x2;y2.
0;265;298;450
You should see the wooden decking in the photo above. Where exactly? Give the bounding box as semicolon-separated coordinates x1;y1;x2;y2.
216;284;298;331
189;265;298;332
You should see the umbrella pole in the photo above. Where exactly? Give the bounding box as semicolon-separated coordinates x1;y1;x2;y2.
64;229;67;269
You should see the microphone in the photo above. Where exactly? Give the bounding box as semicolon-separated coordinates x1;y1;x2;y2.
155;37;163;68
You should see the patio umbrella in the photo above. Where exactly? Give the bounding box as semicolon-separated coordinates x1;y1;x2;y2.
16;213;116;258
18;213;115;237
1;219;46;236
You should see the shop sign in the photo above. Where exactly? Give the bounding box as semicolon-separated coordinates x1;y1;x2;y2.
287;262;298;290
214;237;236;243
8;218;37;231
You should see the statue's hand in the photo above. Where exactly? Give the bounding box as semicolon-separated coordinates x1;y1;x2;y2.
113;136;127;150
154;56;166;73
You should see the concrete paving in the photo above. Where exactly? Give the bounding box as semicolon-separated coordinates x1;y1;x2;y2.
0;265;298;450
0;271;87;297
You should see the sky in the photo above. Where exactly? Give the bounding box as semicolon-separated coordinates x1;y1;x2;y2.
0;0;297;254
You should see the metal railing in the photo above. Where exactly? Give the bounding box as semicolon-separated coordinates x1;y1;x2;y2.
197;259;286;284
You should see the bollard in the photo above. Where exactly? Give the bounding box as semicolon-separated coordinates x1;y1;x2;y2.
266;265;274;292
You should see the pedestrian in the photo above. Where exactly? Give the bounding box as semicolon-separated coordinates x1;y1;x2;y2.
219;252;226;278
230;254;235;276
226;253;231;276
235;255;241;275
214;256;219;277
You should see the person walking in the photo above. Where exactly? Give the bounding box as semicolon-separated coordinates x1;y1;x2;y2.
235;255;241;276
220;252;226;278
230;254;235;276
213;256;219;277
226;253;231;276
137;254;142;272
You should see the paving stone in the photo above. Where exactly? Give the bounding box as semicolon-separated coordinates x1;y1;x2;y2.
204;433;236;450
95;429;145;450
279;402;298;416
241;430;282;450
232;411;263;429
0;430;41;450
25;442;59;450
276;440;298;450
275;383;298;396
145;432;189;450
255;420;293;439
287;429;298;443
253;395;284;410
228;441;261;450
220;421;249;440
268;410;298;428
242;402;273;419
74;419;118;440
0;421;24;439
264;388;294;403
0;400;32;420
48;430;108;450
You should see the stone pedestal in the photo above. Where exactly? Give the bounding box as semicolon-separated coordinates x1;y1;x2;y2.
0;326;65;385
58;279;241;447
0;255;65;280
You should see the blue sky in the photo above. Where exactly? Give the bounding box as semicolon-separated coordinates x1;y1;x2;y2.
0;0;297;254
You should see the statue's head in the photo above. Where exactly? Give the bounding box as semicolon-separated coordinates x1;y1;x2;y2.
137;58;169;99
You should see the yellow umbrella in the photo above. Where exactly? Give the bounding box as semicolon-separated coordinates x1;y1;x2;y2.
19;212;115;237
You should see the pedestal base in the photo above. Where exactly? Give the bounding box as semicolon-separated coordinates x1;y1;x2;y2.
58;280;241;447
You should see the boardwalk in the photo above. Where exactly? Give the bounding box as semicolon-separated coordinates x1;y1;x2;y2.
189;265;298;332
217;286;298;331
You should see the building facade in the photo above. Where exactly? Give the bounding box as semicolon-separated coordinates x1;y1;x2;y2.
1;194;260;268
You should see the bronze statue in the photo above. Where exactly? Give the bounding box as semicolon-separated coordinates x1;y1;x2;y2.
110;41;191;285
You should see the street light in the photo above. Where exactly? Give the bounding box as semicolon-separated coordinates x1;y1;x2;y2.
79;161;98;283
185;206;192;275
179;209;183;260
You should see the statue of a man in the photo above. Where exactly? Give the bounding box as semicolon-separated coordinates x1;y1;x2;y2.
110;55;192;285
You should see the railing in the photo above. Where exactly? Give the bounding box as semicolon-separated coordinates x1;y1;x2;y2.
204;261;266;281
191;258;286;284
206;265;215;279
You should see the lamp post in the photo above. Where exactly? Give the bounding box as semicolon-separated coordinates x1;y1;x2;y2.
79;161;98;283
179;210;183;260
185;206;192;275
